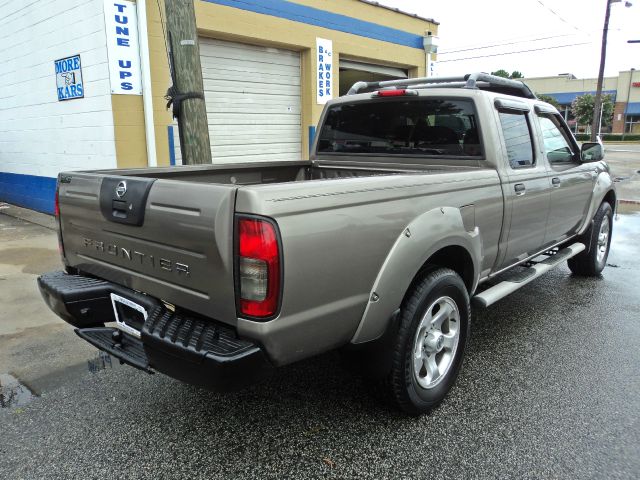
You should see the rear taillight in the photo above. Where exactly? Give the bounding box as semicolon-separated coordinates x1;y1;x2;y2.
374;88;418;97
236;216;281;319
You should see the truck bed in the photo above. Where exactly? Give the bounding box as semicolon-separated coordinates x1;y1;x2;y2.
58;160;500;339
92;161;455;185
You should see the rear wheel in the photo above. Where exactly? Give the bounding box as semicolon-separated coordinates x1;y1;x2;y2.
568;202;613;276
387;268;470;415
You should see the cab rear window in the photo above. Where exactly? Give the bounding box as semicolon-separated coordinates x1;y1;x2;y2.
317;98;482;157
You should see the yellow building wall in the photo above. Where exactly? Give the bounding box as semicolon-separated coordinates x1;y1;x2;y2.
111;0;174;169
117;0;435;167
618;70;640;103
523;75;619;97
112;95;149;168
292;0;436;36
145;0;175;167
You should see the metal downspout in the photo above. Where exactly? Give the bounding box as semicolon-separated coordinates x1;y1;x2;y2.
137;0;158;167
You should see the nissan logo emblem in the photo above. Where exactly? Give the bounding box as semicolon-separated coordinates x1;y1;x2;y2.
115;181;127;198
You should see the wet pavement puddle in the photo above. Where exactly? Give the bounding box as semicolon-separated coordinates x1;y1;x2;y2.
0;373;36;409
1;351;119;409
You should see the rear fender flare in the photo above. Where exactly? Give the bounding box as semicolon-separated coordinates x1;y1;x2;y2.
350;207;482;344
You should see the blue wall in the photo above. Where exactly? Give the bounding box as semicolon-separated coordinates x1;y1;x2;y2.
546;90;617;105
0;173;56;215
168;125;176;166
203;0;425;49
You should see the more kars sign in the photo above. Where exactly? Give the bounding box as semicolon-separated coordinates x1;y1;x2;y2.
55;55;84;101
316;38;333;104
104;0;142;95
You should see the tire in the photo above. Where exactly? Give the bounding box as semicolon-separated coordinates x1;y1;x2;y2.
387;268;470;415
568;202;613;276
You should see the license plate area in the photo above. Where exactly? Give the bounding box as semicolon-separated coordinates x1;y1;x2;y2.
110;293;147;339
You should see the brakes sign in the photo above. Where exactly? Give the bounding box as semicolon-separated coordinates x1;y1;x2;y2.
316;38;333;104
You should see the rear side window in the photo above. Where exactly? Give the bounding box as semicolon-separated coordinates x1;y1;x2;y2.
498;111;535;169
317;98;481;158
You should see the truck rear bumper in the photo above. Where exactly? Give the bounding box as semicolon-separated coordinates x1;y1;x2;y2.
38;271;273;391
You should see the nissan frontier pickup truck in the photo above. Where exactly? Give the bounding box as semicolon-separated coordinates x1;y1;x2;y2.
38;73;615;415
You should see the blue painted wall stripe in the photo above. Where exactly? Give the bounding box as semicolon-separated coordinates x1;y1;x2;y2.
545;90;617;105
202;0;425;49
168;125;176;166
308;125;316;154
0;173;56;215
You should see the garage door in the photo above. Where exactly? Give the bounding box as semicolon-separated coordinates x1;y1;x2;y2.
199;38;302;163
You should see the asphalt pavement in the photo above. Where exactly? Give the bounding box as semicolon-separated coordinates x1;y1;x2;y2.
3;143;640;478
0;205;638;479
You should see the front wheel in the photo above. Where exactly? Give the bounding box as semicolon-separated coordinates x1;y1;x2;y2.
387;268;470;415
568;202;613;276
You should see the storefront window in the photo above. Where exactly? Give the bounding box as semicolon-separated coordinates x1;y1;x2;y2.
625;115;640;134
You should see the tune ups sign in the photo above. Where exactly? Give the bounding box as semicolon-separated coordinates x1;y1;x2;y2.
104;0;143;95
55;55;84;101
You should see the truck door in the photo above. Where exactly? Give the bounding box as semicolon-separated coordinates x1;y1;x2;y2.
495;102;552;269
534;110;596;245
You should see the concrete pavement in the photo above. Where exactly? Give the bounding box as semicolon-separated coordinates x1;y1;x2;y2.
0;209;97;396
604;143;640;203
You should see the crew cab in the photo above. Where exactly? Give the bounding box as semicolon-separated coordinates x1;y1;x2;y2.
38;73;615;414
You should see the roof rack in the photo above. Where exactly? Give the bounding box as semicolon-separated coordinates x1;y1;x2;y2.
346;73;537;99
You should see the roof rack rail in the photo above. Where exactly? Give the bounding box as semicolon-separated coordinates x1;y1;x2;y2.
346;73;537;99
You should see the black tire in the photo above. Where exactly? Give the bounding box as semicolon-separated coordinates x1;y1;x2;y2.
387;268;470;415
568;202;613;276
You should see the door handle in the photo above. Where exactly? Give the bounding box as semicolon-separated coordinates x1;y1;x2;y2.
552;177;561;187
514;183;526;195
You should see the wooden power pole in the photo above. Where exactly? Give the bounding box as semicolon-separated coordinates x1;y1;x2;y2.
591;0;612;142
165;0;212;164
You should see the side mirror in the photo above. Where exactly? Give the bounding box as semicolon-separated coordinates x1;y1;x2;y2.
581;142;604;162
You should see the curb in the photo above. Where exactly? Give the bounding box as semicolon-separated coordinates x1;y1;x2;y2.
0;203;56;230
619;199;640;205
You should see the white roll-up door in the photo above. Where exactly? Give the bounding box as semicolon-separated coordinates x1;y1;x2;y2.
198;38;302;163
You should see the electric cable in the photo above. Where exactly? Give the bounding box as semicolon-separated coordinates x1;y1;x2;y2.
438;42;591;63
439;34;577;55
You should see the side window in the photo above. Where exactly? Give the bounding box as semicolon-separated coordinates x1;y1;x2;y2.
538;114;576;164
498;111;535;169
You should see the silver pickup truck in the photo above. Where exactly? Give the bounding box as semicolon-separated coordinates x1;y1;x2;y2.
39;73;615;415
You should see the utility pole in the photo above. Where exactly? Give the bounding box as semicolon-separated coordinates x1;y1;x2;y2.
622;68;636;139
165;0;211;164
591;0;633;141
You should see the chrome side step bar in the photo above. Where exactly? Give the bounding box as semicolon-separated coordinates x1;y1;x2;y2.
473;242;586;308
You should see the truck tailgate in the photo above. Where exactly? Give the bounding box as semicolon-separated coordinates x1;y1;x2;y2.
58;173;238;325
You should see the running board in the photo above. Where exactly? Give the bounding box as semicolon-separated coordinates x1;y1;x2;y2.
473;242;586;308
